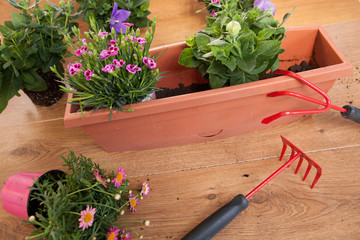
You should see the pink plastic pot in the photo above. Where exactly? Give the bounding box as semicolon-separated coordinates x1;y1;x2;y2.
1;170;64;220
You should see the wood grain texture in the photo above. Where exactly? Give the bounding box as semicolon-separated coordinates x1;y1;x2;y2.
1;0;360;239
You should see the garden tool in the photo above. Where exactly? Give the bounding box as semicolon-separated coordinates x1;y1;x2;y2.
182;136;322;240
262;69;360;124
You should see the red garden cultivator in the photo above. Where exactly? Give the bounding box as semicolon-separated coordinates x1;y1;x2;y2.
182;136;322;240
262;69;360;124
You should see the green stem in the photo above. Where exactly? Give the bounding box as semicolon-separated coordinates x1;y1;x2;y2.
26;232;45;240
66;182;100;197
73;202;122;212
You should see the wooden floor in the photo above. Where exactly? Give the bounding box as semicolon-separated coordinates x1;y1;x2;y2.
1;0;360;239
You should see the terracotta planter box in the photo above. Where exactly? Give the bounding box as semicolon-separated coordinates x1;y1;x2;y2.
64;26;353;152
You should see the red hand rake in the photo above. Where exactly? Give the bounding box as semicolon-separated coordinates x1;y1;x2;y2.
262;69;360;124
182;136;322;240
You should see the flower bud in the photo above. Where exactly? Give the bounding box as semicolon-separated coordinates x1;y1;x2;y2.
139;235;144;239
106;178;110;183
29;216;36;222
120;209;125;215
114;194;121;200
140;195;144;200
143;220;150;226
226;21;241;36
128;190;132;195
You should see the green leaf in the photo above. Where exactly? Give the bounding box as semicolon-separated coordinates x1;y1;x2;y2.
270;57;280;72
207;60;228;75
207;39;228;47
7;0;23;10
229;72;258;86
237;54;256;72
256;40;282;58
221;56;237;71
3;61;12;69
195;33;212;52
22;70;48;91
209;73;227;89
258;28;276;40
11;11;29;28
178;48;200;68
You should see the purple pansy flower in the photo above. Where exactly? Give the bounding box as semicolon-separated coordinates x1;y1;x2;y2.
143;57;156;69
126;64;141;74
110;3;131;34
254;0;276;15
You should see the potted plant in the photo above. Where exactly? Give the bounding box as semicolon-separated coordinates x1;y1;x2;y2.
62;0;352;152
0;0;80;112
75;0;152;31
1;151;151;239
52;16;161;121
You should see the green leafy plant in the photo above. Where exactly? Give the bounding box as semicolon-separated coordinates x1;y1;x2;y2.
76;0;152;31
51;17;163;120
26;151;150;240
0;0;81;113
197;0;255;15
179;0;292;89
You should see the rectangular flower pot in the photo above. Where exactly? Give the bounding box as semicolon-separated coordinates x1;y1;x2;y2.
64;26;353;152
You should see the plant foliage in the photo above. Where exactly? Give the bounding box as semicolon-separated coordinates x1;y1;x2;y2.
51;17;163;120
26;150;150;239
179;0;292;88
0;0;80;113
76;0;152;31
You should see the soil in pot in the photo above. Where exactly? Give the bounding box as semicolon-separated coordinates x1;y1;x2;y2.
23;69;64;106
155;61;315;99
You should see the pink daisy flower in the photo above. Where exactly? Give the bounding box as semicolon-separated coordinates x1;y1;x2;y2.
119;230;131;240
111;168;126;188
107;226;121;240
141;181;150;197
100;50;111;61
129;195;140;212
93;171;107;187
78;205;96;231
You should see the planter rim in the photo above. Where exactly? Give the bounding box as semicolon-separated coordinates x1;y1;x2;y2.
64;25;353;128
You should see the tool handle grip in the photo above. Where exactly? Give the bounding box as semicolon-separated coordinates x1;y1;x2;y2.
182;194;248;240
341;105;360;123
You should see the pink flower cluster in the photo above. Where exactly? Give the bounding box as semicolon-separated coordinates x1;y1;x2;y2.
143;57;156;69
125;35;147;45
98;31;109;39
100;39;119;60
126;64;141;74
101;59;125;73
76;46;88;56
211;0;221;4
67;63;82;76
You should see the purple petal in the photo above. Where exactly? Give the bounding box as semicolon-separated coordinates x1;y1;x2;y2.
254;0;276;15
112;3;118;17
113;9;131;23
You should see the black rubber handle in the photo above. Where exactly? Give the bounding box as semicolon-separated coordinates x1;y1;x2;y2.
182;194;249;240
341;105;360;123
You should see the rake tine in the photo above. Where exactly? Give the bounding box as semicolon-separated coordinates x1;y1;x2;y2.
295;155;304;174
311;168;322;189
279;142;287;161
303;163;312;182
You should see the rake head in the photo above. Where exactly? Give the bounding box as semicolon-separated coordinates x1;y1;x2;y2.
279;136;322;189
245;136;322;199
